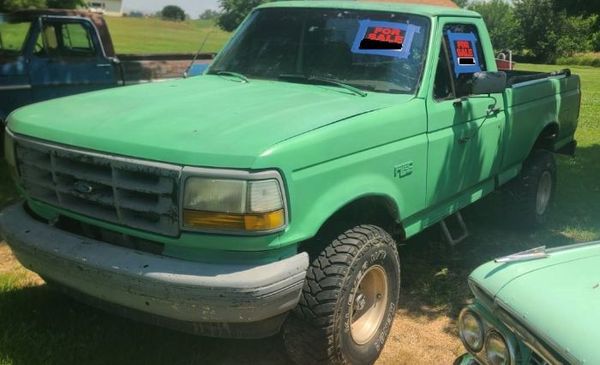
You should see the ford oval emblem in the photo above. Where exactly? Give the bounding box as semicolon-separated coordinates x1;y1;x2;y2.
73;181;94;194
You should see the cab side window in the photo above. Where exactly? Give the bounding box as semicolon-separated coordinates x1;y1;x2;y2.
61;22;96;57
35;21;97;58
433;23;487;100
35;24;59;56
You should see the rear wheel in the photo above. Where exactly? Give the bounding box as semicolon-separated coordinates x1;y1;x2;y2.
283;225;400;365
506;150;557;227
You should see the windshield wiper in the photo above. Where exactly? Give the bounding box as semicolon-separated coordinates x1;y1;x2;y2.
215;71;249;83
278;74;367;97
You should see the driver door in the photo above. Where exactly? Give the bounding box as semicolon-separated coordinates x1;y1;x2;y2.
426;19;504;207
28;16;118;103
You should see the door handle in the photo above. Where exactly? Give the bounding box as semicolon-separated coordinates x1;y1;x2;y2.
487;106;501;117
97;64;113;68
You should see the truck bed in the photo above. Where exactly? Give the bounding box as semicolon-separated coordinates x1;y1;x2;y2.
501;69;581;170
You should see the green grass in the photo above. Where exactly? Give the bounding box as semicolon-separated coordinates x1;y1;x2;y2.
105;17;231;54
0;63;599;364
0;17;231;56
557;53;600;68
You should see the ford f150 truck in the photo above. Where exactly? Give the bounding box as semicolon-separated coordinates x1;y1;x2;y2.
0;9;213;153
0;2;580;364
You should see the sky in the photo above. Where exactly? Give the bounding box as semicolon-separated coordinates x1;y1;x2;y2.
122;0;220;18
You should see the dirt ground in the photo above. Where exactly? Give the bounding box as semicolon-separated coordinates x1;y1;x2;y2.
378;303;463;364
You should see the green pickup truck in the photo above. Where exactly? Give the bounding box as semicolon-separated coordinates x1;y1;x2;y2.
0;1;580;364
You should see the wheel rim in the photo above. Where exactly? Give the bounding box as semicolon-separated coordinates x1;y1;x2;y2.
350;265;389;345
536;171;553;215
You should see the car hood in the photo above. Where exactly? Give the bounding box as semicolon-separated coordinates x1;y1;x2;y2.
7;75;408;168
471;242;600;364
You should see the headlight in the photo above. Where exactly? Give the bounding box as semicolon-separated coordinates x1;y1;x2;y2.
485;331;510;365
182;173;286;233
458;309;485;352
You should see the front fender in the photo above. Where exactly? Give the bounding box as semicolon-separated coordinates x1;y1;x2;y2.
281;133;428;244
297;173;403;239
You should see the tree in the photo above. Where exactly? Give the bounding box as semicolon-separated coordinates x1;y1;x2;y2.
199;9;220;20
470;0;521;51
127;10;144;18
161;5;186;21
514;0;562;62
556;15;599;56
217;0;268;32
554;0;600;17
0;0;44;11
46;0;84;8
514;0;598;62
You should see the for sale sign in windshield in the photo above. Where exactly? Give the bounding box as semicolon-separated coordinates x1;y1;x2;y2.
352;20;421;59
360;26;406;50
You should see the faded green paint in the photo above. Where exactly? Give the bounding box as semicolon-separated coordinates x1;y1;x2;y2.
468;242;600;364
5;1;580;262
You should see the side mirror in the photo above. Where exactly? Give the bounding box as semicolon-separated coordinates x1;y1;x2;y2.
472;71;507;95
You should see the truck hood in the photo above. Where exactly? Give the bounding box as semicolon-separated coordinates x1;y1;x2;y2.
7;75;408;168
471;242;600;364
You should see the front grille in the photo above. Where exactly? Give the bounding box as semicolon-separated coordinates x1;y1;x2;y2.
15;136;182;237
55;214;165;255
530;352;551;365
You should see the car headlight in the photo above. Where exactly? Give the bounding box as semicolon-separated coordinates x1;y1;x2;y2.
485;331;511;365
182;172;286;233
458;309;485;352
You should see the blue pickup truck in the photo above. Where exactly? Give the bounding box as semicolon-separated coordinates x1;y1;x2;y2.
0;9;212;151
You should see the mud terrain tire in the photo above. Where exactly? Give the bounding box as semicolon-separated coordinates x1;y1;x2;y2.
284;225;400;365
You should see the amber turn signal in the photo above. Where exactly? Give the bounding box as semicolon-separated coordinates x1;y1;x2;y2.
183;209;285;232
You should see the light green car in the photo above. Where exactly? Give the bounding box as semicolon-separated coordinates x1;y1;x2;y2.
1;1;581;364
456;243;600;365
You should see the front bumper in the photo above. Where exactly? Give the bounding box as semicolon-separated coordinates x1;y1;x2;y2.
0;203;309;338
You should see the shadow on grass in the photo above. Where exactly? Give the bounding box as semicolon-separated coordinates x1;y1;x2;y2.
0;282;291;365
0;161;18;210
397;143;600;329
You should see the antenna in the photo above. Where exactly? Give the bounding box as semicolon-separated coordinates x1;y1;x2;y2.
184;30;214;78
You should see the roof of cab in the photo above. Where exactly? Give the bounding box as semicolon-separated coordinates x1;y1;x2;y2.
258;0;481;18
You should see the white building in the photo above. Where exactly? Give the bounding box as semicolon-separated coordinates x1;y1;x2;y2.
86;0;123;16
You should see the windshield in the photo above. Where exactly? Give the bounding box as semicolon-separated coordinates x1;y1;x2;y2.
209;8;430;94
0;15;31;57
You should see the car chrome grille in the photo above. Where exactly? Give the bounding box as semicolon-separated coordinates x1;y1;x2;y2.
15;137;182;237
530;352;551;365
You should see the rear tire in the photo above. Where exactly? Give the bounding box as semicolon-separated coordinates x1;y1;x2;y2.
506;150;557;227
283;225;400;365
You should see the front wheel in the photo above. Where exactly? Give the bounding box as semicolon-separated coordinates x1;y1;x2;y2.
283;225;400;365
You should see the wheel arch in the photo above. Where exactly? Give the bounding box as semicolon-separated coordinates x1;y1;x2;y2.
533;121;560;152
298;193;404;259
